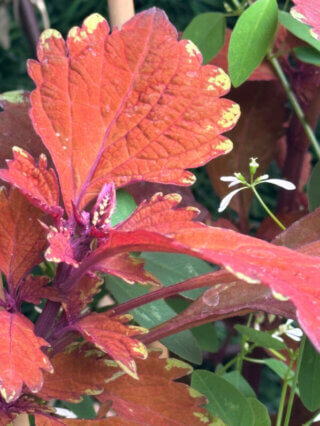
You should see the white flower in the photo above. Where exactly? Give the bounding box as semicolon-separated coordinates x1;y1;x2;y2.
218;186;247;212
256;178;296;190
272;319;303;342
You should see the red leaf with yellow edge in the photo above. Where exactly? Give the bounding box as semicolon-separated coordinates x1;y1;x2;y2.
63;274;103;322
28;8;239;214
0;188;47;288
45;226;78;267
95;253;159;285
34;414;139;425
0;91;50;170
0;147;62;217
97;350;213;425
37;345;110;402
17;275;64;305
0;311;52;403
73;312;148;379
291;0;320;41
73;193;320;352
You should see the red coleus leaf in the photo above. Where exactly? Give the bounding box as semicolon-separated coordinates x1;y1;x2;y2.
37;345;109;402
94;253;159;286
291;0;320;41
34;414;138;425
0;311;52;402
63;274;103;322
45;226;78;267
0;147;62;218
73;312;148;379
0;188;47;288
97;350;213;425
28;8;239;214
17;275;64;305
72;193;320;351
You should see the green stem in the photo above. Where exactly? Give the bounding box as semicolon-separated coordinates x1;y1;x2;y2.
236;314;253;373
284;334;306;426
267;50;320;159
276;353;296;426
283;0;290;11
251;186;286;230
230;0;242;8
216;356;239;375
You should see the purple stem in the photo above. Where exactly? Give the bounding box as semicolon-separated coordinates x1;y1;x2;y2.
110;270;230;316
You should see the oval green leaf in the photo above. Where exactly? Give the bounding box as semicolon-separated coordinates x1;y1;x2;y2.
191;370;254;426
279;11;320;53
182;12;226;64
299;338;320;411
111;189;136;227
228;0;278;87
294;46;320;66
234;324;287;351
247;397;271;426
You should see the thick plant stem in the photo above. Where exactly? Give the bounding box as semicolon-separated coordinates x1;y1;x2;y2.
267;51;320;159
13;414;29;426
107;0;135;29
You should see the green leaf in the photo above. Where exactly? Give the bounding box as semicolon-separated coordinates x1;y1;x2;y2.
63;396;96;419
166;297;219;352
263;358;294;383
279;11;320;53
106;275;202;364
228;0;278;87
191;370;254;426
308;161;320;211
247;397;271;426
222;371;256;397
142;252;215;299
182;12;226;64
299;338;320;411
294;46;320;66
0;90;25;104
110;189;136;227
234;325;287;350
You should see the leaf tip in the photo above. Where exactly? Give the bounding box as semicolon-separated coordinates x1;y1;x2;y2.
215;138;233;154
84;13;106;34
218;103;240;130
40;29;62;44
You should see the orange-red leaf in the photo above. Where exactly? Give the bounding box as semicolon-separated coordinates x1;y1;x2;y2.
38;346;109;402
34;414;138;425
17;275;64;305
95;253;159;285
28;9;239;214
291;0;320;40
74;312;148;378
0;311;52;402
45;226;78;267
0;147;62;217
82;193;320;351
0;188;47;287
63;274;103;322
97;350;212;425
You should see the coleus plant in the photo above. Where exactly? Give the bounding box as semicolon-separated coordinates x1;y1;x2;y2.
1;6;320;425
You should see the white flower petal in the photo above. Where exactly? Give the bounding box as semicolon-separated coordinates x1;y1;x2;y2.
286;329;303;341
255;174;269;182
220;176;239;182
54;408;77;419
264;179;296;190
218;187;247;213
228;180;242;187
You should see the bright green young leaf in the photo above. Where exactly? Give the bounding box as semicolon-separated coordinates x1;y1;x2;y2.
294;46;320;66
247;397;271;426
222;371;256;397
299;338;320;411
182;12;226;64
191;370;254;426
279;11;320;53
228;0;278;87
234;325;287;351
106;276;202;364
110;189;136;227
308;161;320;211
166;297;219;352
142;252;215;300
